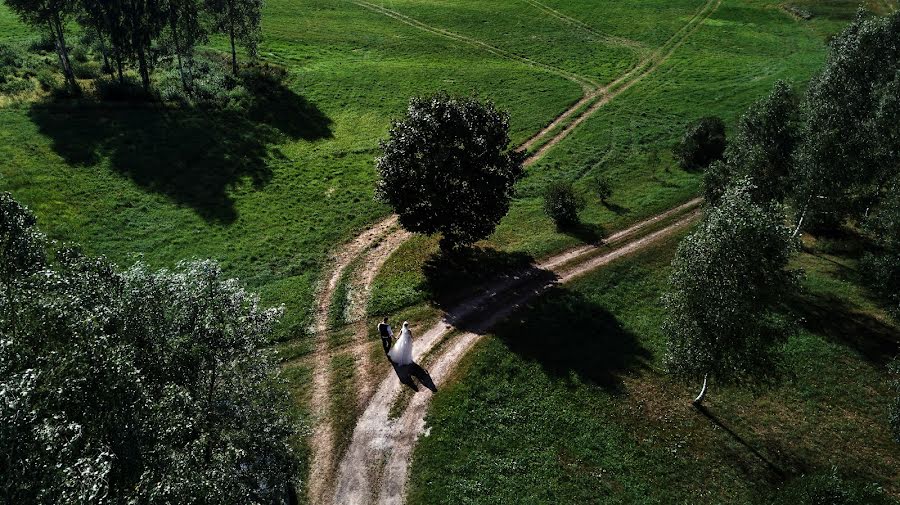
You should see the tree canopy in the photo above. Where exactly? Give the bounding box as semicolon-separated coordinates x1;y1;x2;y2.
705;80;799;205
0;192;299;504
376;93;525;250
663;180;798;398
673;116;726;172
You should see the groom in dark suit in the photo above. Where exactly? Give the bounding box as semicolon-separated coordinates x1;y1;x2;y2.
377;317;394;354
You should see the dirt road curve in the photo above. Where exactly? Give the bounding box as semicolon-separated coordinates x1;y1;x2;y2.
307;0;721;500
334;204;702;504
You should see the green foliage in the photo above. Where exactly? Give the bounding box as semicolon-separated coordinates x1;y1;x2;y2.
796;11;900;220
0;194;300;504
595;175;613;203
673;116;726;171
664;179;798;383
766;470;892;505
726;80;799;203
543;180;585;228
205;0;263;74
376;93;525;250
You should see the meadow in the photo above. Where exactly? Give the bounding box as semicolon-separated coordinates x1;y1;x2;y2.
408;231;900;503
2;0;898;501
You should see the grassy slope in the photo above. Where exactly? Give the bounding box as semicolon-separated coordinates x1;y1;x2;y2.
408;229;900;504
0;0;581;341
369;0;837;316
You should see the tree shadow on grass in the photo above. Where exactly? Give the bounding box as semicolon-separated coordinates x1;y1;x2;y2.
28;73;332;223
489;284;651;393
559;222;606;245
789;289;900;366
695;405;788;484
422;246;540;310
602;201;631;216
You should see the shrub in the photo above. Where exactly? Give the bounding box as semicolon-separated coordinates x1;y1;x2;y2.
34;67;59;91
0;43;24;74
72;61;100;80
673;116;726;171
95;75;155;101
595;175;613;203
544;181;585;228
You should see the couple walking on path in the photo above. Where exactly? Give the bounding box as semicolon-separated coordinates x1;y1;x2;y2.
378;317;414;366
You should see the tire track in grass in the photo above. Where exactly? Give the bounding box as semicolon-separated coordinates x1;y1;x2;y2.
346;227;412;409
353;0;600;91
522;0;648;52
524;0;721;165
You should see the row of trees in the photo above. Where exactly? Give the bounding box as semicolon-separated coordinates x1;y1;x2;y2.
4;0;263;93
664;10;900;407
0;192;299;504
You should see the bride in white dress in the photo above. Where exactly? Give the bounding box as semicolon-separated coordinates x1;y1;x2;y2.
388;321;414;366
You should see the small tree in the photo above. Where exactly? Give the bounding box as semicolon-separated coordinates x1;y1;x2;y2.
4;0;80;92
595;175;613;204
673;116;726;171
663;179;798;405
544;180;584;228
376;93;525;250
206;0;263;75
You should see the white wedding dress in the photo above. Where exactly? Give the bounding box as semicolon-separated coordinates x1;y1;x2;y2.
388;323;414;366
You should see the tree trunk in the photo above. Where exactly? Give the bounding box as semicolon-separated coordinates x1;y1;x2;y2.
228;0;238;75
229;24;238;75
792;204;807;239
692;373;709;406
49;14;79;93
95;29;113;77
136;45;151;90
169;9;188;92
115;51;124;83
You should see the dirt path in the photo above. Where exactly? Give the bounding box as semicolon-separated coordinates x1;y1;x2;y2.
307;216;399;505
524;0;721;165
337;207;702;505
309;0;719;500
346;227;412;409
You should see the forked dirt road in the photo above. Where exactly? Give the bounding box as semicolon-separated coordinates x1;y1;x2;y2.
307;0;721;502
335;202;702;504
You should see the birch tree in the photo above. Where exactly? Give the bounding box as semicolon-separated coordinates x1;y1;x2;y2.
3;0;80;92
663;179;798;405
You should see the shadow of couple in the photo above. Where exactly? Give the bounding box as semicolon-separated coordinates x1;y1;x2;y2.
389;359;437;393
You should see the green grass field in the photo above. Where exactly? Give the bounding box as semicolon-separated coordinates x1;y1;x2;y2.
0;0;860;338
2;0;898;499
408;230;900;504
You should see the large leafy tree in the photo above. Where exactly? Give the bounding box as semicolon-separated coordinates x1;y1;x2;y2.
376;93;525;250
663;180;798;404
4;0;80;92
0;193;299;504
795;11;900;223
703;80;800;205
